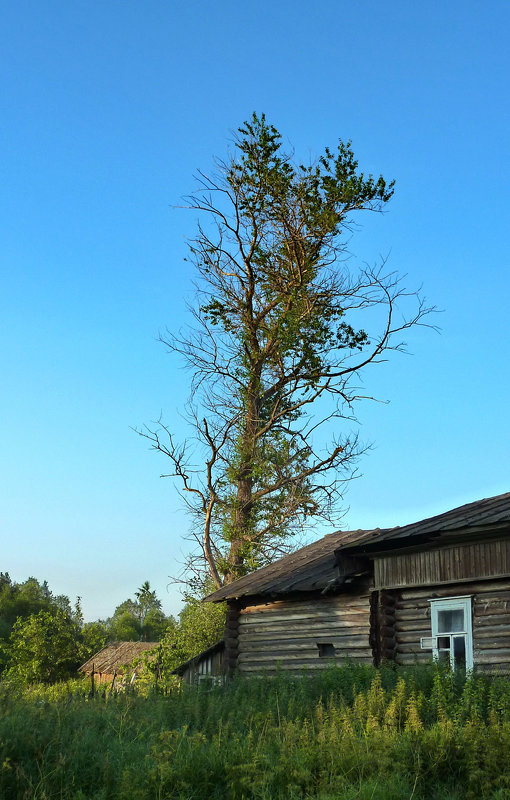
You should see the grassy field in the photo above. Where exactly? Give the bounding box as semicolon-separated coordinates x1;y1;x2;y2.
1;664;510;799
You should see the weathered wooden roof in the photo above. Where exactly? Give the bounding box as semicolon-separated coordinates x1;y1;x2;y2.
79;641;159;675
205;528;380;602
347;491;510;553
205;491;510;602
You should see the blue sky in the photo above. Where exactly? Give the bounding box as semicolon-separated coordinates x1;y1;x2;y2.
2;1;509;620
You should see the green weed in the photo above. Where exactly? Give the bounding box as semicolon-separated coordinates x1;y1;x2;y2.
0;664;509;799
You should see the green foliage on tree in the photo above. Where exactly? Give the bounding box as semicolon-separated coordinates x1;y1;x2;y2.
7;609;83;684
158;595;225;675
0;573;79;676
141;113;433;587
81;621;109;658
106;582;173;642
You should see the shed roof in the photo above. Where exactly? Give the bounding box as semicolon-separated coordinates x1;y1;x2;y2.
205;491;510;602
79;641;159;675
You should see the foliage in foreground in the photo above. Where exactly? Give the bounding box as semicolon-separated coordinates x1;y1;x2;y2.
2;664;510;799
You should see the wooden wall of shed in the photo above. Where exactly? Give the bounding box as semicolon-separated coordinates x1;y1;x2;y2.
180;648;224;684
237;588;372;674
391;578;510;671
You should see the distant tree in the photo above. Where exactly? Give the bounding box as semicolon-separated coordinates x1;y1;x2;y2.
107;583;172;642
107;602;141;642
81;621;109;658
8;609;82;684
134;581;162;640
140;113;433;588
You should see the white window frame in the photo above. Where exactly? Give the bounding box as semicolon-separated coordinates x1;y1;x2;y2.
428;596;473;671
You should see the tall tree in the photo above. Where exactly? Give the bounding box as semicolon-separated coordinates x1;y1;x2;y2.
141;114;432;588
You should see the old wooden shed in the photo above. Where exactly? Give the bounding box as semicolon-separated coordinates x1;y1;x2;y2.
79;641;159;684
171;640;225;684
204;492;510;675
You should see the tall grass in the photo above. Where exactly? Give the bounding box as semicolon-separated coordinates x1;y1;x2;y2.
1;664;510;799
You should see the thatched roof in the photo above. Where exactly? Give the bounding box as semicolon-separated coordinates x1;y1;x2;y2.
79;641;159;675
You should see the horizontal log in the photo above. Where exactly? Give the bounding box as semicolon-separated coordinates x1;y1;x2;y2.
473;589;510;601
395;630;429;644
395;607;431;621
475;610;510;623
238;626;370;643
237;658;374;674
474;628;510;640
474;636;510;648
395;653;431;665
238;658;374;673
474;611;510;622
395;642;424;657
238;618;369;635
240;609;370;623
474;650;510;664
395;619;433;633
238;637;370;655
237;648;373;664
241;597;371;615
239;618;369;633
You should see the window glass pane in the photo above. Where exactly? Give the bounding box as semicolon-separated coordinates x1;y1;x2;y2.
438;649;450;664
317;643;335;658
437;636;450;649
438;609;464;633
453;636;466;668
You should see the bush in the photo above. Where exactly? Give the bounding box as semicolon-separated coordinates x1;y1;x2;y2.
7;608;82;684
1;664;510;798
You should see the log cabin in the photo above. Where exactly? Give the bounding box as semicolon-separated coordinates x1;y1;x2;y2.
201;491;510;676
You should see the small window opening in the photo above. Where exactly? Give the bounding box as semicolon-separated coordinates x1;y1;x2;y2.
317;642;335;658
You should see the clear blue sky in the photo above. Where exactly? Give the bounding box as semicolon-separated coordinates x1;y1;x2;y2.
2;0;509;621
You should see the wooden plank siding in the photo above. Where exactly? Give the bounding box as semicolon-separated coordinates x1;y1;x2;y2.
391;578;510;671
374;539;510;590
237;591;373;673
179;647;224;685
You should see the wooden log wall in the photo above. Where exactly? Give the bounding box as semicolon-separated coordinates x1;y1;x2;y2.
224;602;241;676
374;590;397;664
392;578;510;672
236;589;373;674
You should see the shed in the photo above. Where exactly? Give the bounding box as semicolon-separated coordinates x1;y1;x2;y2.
171;640;225;685
202;491;510;675
79;641;159;684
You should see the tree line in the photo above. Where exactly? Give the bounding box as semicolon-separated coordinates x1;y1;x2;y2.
0;572;224;684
